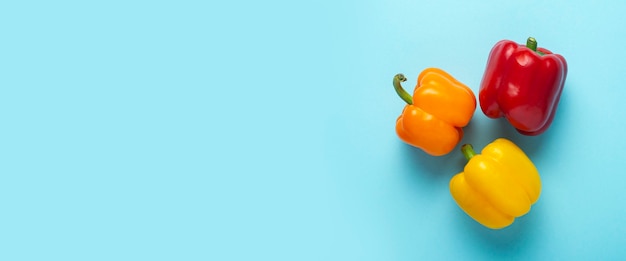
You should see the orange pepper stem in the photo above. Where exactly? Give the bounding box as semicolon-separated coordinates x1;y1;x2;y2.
393;73;413;105
461;144;476;161
526;37;545;56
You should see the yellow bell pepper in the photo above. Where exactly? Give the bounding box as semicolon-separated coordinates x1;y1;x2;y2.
449;138;541;229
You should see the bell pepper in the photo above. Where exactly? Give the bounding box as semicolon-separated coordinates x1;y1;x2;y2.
479;37;568;135
393;68;476;156
449;138;541;229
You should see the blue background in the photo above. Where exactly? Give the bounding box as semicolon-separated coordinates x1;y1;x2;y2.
1;0;625;260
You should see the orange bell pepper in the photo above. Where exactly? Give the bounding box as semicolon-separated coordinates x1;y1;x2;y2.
393;68;476;156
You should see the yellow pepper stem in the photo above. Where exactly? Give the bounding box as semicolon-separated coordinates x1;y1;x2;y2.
393;73;413;105
461;144;476;161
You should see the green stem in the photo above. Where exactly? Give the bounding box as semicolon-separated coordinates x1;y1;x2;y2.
526;37;538;51
393;73;413;105
526;37;545;55
461;144;477;161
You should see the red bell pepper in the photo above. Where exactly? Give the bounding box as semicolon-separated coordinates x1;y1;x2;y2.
479;37;567;135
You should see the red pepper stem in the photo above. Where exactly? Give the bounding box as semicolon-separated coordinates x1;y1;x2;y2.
461;144;477;161
526;37;538;51
393;74;413;105
526;37;545;55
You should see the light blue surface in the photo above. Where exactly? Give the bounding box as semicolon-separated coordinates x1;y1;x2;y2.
1;0;625;260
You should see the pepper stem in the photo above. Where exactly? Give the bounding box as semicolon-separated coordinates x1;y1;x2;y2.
526;37;545;55
393;74;413;105
526;37;538;51
461;144;477;161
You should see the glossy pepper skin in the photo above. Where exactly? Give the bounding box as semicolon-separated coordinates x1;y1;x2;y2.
393;68;476;156
449;138;541;229
479;37;567;135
